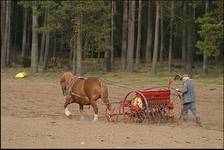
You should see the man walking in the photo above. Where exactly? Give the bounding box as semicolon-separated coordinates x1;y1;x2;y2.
176;74;201;125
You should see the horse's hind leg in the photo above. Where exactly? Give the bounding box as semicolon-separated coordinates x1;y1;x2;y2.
90;100;98;121
79;104;85;121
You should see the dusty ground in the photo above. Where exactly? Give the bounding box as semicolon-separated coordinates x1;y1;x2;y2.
1;76;223;148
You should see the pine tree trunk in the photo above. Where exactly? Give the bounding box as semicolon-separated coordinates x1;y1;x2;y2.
159;4;163;62
186;22;192;74
31;6;39;73
127;0;135;72
1;0;5;42
97;50;100;63
72;40;76;74
181;1;186;62
1;0;12;66
105;20;111;72
39;33;46;64
76;14;82;76
168;1;174;73
121;0;128;71
1;0;6;67
13;1;17;49
39;11;47;64
43;8;50;71
145;0;153;63
203;54;208;73
192;6;196;69
105;50;111;72
203;0;209;74
26;11;32;56
91;49;94;58
21;8;27;58
59;36;63;54
49;37;53;58
83;38;87;61
186;4;193;74
111;0;115;66
6;0;11;66
135;0;142;65
52;33;56;58
70;42;73;61
151;1;160;74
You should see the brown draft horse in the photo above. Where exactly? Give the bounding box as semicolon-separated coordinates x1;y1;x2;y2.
60;72;111;121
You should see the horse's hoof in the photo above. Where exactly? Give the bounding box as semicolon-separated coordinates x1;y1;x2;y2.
92;119;98;122
67;115;72;119
93;114;98;122
65;108;72;117
79;116;85;121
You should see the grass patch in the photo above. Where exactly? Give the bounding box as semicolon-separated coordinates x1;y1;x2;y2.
1;67;64;83
1;59;223;87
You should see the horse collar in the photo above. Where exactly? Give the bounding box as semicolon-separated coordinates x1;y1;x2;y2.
69;78;79;90
66;77;85;99
78;76;87;80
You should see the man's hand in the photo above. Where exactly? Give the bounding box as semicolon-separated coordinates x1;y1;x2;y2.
175;89;182;98
176;88;182;94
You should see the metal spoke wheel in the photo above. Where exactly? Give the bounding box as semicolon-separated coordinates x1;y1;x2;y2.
121;91;147;123
170;89;182;122
105;106;117;122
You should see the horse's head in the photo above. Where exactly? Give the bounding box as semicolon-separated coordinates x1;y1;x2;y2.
60;72;76;96
174;72;183;80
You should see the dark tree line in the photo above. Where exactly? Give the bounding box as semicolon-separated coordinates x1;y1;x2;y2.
1;0;223;75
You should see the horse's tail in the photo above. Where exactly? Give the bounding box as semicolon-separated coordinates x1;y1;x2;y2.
99;79;111;108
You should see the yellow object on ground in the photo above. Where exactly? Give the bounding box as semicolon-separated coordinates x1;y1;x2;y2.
15;72;27;78
133;97;143;109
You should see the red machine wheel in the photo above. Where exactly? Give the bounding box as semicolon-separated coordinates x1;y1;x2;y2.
120;91;147;123
170;88;182;121
105;106;117;122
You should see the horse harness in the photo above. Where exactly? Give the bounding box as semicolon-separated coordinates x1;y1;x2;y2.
65;77;87;100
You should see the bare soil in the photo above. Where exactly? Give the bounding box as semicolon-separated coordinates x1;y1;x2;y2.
1;77;223;148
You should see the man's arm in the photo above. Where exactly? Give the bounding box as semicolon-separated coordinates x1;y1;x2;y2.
176;82;188;94
181;82;188;93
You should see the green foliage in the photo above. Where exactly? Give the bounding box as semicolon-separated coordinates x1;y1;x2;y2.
19;0;112;53
196;1;224;56
18;0;43;16
76;1;112;52
40;0;112;52
18;1;34;9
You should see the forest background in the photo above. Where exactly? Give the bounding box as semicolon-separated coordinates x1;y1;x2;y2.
1;0;223;78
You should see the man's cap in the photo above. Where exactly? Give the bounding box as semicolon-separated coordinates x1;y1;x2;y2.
182;74;190;80
183;74;189;77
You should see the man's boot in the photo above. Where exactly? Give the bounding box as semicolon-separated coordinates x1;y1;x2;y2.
196;116;202;126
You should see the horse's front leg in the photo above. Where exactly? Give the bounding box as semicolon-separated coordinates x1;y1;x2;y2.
64;98;72;118
79;104;85;121
90;100;98;121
